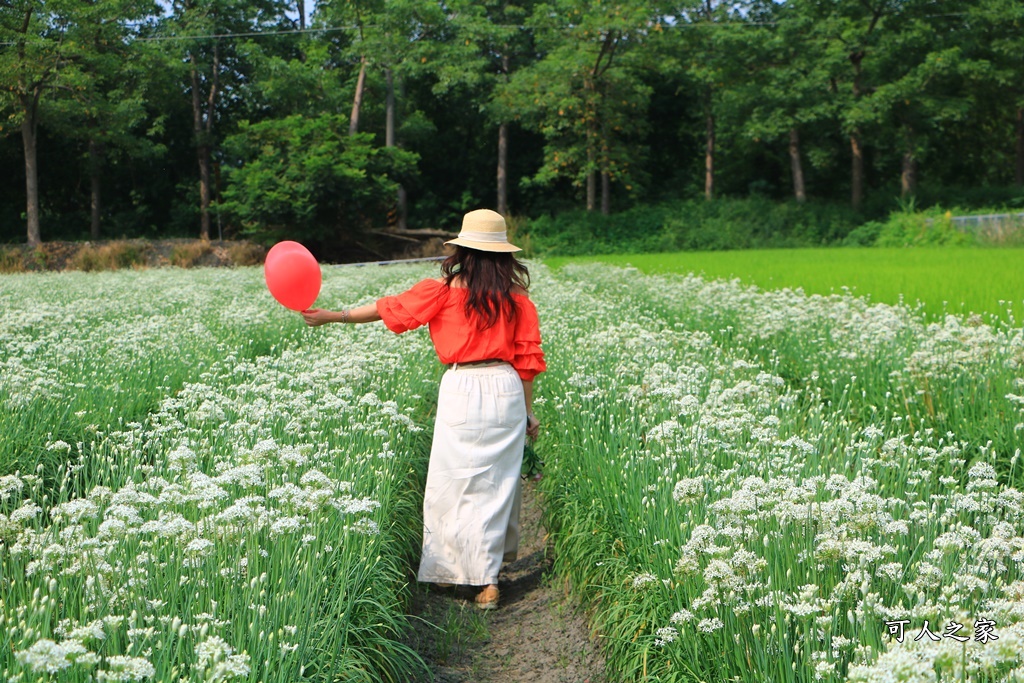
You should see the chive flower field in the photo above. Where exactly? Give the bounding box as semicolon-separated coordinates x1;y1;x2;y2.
1;267;439;682
3;261;1024;682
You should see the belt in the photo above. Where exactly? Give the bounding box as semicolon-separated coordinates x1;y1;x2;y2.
447;358;507;370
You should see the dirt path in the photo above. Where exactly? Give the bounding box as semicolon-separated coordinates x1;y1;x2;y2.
406;478;607;683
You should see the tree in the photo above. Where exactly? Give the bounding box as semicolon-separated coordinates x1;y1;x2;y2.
797;0;907;210
667;0;749;202
432;0;538;216
967;0;1024;186
220;113;416;246
739;1;834;203
0;0;86;245
508;0;656;214
320;0;446;228
47;0;161;239
161;0;290;240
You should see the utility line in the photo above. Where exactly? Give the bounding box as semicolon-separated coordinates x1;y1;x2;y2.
0;13;973;47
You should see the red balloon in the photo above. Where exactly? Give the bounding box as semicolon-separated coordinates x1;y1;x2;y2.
264;241;322;311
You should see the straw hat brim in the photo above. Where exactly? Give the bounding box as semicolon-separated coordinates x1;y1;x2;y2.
445;237;521;253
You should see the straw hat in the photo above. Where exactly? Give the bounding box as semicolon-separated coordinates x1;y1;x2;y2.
445;209;521;253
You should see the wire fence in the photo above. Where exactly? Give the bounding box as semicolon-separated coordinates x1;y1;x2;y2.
944;212;1024;244
949;212;1024;232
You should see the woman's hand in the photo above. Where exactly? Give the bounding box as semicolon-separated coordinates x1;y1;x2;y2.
301;309;334;327
526;413;540;440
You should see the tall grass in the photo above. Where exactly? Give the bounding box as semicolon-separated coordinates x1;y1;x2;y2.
544;247;1024;324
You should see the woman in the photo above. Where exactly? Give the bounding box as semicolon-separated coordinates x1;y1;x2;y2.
300;208;545;610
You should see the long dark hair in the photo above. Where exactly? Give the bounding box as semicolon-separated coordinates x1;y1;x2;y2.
441;246;531;329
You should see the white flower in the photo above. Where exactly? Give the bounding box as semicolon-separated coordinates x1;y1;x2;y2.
195;635;250;680
876;562;904;581
270;516;303;535
185;538;215;554
631;572;658;589
654;626;677;646
349;518;380;536
279;446;307;467
697;617;724;633
95;656;156;681
670;609;695;624
299;469;335;489
0;474;25;501
9;500;42;523
50;498;99;523
68;620;106;642
672;476;706;504
15;639;89;673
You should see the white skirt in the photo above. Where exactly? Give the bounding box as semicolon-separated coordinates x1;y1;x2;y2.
417;362;526;586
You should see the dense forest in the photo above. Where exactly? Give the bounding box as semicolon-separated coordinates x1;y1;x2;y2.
1;0;1022;256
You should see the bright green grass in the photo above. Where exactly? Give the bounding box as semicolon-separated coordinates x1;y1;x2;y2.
544;247;1024;324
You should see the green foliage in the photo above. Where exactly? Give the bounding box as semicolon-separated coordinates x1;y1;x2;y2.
504;0;657;203
523;198;862;256
1;0;1024;252
220;115;417;244
873;209;974;247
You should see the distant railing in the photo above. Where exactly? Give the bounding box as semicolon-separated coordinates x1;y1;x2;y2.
332;255;445;268
948;212;1024;234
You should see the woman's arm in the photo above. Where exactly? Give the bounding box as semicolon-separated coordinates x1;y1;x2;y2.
301;303;382;326
522;379;540;439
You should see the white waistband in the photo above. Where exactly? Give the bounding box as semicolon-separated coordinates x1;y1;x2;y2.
448;361;512;372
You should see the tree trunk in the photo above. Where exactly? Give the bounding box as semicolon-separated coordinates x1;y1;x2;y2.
297;0;305;30
850;129;864;211
586;132;596;211
704;111;715;201
191;43;217;242
385;69;395;147
899;124;917;199
349;56;367;135
384;70;408;229
197;145;212;240
601;171;610;215
21;97;41;247
396;186;408;231
584;75;597;212
190;57;211;241
1016;106;1024;187
586;167;596;211
789;127;806;203
849;52;866;211
496;54;511;216
89;138;102;239
497;121;508;216
900;151;917;199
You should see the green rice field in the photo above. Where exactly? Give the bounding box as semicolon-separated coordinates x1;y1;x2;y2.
545;247;1024;324
3;261;1024;682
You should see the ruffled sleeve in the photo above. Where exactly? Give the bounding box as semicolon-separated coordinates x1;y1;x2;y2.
512;297;546;382
376;279;447;334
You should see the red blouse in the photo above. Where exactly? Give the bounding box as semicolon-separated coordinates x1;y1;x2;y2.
376;278;546;382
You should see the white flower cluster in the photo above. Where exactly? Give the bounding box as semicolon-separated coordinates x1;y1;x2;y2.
532;264;1024;681
0;263;444;682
